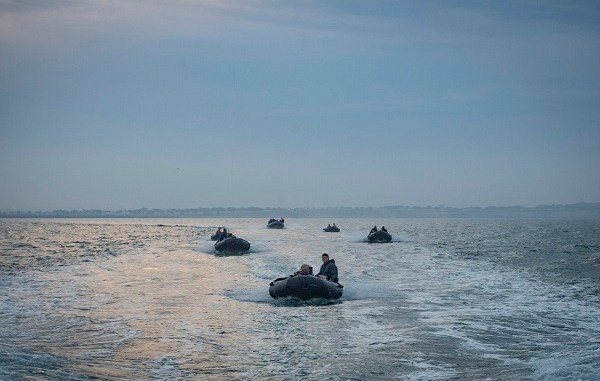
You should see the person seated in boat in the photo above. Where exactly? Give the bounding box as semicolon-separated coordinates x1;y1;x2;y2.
369;226;377;234
219;228;229;241
214;227;222;236
381;226;388;232
268;218;275;224
327;224;331;228
333;223;337;227
316;253;338;283
280;218;284;223
295;264;313;276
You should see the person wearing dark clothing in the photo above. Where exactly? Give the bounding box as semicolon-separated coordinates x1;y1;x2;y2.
381;226;388;232
295;264;313;276
219;228;228;241
369;226;377;235
316;253;338;283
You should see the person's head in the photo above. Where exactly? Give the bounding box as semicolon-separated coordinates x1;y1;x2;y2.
300;264;310;275
321;253;329;263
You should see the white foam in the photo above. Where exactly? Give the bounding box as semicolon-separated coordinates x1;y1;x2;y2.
226;286;273;303
340;281;397;300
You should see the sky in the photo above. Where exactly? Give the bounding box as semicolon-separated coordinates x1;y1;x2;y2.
1;0;599;211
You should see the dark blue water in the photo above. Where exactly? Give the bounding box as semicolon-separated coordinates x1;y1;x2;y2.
1;218;599;380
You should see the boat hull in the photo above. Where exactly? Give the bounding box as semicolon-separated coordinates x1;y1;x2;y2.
368;230;392;243
214;237;250;254
323;226;340;232
269;275;343;300
267;221;284;229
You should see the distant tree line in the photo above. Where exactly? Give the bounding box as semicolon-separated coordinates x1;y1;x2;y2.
1;202;599;218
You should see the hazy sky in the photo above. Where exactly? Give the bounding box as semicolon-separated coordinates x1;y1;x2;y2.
1;0;599;211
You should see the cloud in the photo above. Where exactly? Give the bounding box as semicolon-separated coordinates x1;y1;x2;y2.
3;0;597;59
0;1;335;43
0;1;504;48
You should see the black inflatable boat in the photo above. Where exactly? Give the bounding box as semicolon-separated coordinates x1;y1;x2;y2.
269;275;343;300
214;237;251;254
323;225;340;232
267;219;285;229
367;230;392;243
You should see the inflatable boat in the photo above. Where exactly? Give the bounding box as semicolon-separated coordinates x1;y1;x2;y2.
323;225;340;232
367;230;392;243
267;219;285;229
269;275;343;300
214;237;251;254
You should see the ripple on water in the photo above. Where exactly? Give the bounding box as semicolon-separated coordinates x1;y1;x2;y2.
1;218;599;380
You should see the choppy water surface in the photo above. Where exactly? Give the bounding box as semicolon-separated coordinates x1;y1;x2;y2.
1;218;599;380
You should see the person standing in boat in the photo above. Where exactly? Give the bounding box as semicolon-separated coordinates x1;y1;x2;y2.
316;253;338;283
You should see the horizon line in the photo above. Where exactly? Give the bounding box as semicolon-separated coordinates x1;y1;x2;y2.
2;201;599;214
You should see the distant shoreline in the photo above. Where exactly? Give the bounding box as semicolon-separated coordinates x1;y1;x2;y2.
1;202;599;219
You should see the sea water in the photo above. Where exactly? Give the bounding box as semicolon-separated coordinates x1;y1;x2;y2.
1;218;599;380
